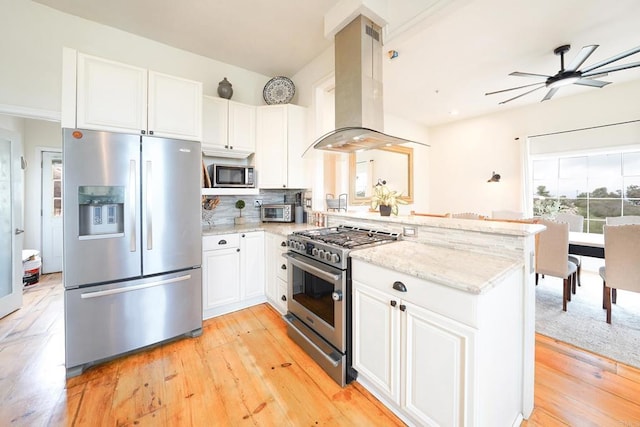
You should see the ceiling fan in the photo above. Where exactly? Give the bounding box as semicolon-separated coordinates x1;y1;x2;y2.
486;44;640;104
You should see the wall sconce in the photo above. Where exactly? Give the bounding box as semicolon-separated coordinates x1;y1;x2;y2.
388;50;398;60
487;171;501;183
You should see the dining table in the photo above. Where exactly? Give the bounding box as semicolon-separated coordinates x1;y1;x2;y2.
569;231;604;258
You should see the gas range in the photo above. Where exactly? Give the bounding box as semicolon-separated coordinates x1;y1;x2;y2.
287;225;399;270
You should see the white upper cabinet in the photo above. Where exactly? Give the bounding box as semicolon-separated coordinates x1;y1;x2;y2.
228;101;256;154
147;70;202;141
64;49;202;141
256;104;308;188
202;96;255;158
75;53;147;134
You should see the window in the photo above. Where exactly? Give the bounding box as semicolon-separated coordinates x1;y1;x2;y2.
52;159;63;216
532;150;640;233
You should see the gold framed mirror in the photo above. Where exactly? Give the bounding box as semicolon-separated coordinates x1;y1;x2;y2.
349;145;414;205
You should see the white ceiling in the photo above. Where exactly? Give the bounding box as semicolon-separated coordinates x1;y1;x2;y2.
32;0;640;127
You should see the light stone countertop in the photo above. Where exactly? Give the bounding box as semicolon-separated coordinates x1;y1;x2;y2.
326;211;544;237
202;222;317;237
350;240;523;294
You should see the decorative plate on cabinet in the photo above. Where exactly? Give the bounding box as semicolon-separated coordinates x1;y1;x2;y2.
263;76;295;104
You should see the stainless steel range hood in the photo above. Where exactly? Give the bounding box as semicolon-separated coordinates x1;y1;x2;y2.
312;15;428;153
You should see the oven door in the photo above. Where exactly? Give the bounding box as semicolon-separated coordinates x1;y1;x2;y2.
285;252;345;352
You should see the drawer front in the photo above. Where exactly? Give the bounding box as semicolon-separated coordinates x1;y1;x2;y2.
351;258;478;327
203;233;240;251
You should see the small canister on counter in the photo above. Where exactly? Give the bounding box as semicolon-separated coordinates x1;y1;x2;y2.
295;206;304;224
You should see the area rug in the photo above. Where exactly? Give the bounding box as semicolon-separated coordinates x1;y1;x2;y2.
535;272;640;369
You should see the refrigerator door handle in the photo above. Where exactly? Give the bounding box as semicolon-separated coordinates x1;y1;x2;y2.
80;274;192;299
129;160;137;252
146;160;153;250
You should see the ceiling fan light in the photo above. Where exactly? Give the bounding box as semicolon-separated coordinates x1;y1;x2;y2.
547;76;581;89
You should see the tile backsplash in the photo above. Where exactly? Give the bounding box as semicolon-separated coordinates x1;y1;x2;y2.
202;189;306;226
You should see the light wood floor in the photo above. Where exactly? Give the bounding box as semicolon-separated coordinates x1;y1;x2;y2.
1;274;640;426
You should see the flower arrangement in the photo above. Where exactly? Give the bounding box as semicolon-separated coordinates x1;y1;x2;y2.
370;180;407;216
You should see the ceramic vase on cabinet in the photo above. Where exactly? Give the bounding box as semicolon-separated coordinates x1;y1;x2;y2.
217;77;233;99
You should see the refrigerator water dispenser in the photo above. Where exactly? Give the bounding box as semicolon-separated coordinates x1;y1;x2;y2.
78;186;125;238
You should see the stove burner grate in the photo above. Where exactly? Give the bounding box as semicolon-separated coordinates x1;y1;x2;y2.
294;225;398;248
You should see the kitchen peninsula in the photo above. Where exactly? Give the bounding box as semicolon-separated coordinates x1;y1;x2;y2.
326;211;542;426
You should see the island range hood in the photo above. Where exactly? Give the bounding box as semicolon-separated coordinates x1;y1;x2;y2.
312;15;428;153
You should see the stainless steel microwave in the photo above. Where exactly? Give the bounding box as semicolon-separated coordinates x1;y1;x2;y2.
261;204;294;222
210;164;255;188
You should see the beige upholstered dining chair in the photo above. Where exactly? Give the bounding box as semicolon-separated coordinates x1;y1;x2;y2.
492;210;524;220
599;224;640;324
451;212;486;220
604;216;640;303
606;215;640;225
554;212;585;287
535;218;578;311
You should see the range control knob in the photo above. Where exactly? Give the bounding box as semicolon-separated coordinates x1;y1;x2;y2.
324;251;333;262
330;253;341;263
317;249;326;259
312;247;319;256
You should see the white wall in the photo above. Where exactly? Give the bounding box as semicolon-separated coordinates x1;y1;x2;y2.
427;79;640;217
22;119;62;251
1;0;271;114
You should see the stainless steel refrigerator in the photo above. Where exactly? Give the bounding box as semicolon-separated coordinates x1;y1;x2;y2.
62;128;202;377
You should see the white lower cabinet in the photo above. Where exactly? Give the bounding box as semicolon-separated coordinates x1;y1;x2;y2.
240;231;265;300
352;258;525;427
265;232;289;314
353;280;474;426
203;231;265;319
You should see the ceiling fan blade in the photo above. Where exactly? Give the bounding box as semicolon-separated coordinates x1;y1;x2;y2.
566;45;598;71
485;82;546;96
581;45;640;73
499;85;546;104
541;88;559;102
509;71;551;79
582;61;640;77
573;79;611;88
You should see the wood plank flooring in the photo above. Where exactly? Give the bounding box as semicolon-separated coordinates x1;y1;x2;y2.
1;273;640;426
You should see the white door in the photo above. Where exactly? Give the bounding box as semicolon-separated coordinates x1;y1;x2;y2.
203;247;241;310
0;136;24;319
240;231;264;299
41;151;63;273
352;280;400;403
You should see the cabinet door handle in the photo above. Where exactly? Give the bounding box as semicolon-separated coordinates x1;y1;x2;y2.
149;130;154;135
390;300;397;307
393;281;407;292
218;239;227;245
230;146;233;149
399;304;407;312
281;295;287;301
242;234;246;238
281;241;287;247
281;264;287;270
236;248;240;252
141;130;146;135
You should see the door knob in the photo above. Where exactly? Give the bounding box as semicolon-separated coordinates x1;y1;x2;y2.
15;228;25;235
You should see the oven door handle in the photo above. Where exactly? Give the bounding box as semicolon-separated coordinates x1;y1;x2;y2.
283;252;342;283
